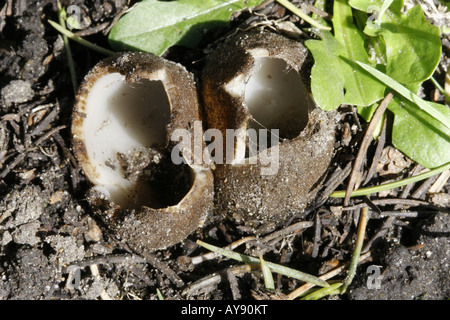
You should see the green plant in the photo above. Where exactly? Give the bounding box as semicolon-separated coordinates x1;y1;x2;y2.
305;0;449;169
108;0;267;56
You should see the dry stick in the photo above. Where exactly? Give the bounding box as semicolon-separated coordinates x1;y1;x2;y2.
62;254;147;272
428;170;450;193
363;216;395;253
312;213;321;258
393;164;422;210
341;198;446;211
140;251;185;288
226;268;242;300
410;174;440;200
0;125;66;179
344;92;394;205
260;221;313;243
74;21;110;37
29;105;60;137
363;118;387;186
309;162;353;210
183;264;258;296
341;206;370;294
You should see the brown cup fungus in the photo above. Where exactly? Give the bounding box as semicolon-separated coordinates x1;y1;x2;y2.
201;31;337;234
72;52;214;251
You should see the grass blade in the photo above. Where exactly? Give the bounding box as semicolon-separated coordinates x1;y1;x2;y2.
329;161;450;198
341;207;369;294
156;288;164;300
260;255;275;291
301;282;342;300
356;61;450;130
48;20;115;56
197;240;330;288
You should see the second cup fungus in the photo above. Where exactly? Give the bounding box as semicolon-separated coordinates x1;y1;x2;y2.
201;31;337;234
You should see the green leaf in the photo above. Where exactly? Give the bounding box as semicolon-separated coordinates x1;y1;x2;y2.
349;0;442;84
388;97;450;169
356;61;450;130
305;32;346;110
349;0;403;14
305;0;385;110
108;0;264;56
380;5;442;84
332;0;386;106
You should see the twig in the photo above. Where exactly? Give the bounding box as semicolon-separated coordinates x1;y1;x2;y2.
226;268;242;300
29;105;60;137
341;198;446;211
260;221;313;243
140;251;184;288
312;213;321;258
410;174;440;200
182;264;256;297
341;206;370;293
312;162;353;209
363;216;395;252
428;170;450;193
344;92;394;205
363;118;387;185
61;254;147;272
394;164;422;210
74;21;110;37
0;125;66;179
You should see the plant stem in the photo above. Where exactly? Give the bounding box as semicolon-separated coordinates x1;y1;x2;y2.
430;76;450;102
329;161;450;198
341;206;369;294
48;20;115;56
276;0;331;30
196;240;330;288
57;1;77;96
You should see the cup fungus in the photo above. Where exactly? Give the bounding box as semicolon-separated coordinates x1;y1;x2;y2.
72;52;214;251
201;31;337;234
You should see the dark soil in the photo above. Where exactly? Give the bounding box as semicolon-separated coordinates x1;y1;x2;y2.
0;0;449;300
